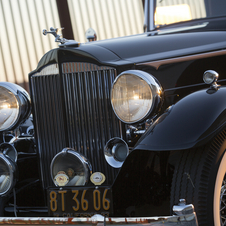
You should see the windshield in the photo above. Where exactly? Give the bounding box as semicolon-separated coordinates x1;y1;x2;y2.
155;0;226;27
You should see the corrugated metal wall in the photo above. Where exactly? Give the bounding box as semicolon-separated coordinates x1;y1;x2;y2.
0;0;60;90
0;0;144;91
68;0;144;42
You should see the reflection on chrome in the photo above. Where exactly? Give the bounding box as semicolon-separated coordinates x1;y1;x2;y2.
51;148;92;187
111;70;162;124
0;152;17;196
0;82;31;132
104;138;129;168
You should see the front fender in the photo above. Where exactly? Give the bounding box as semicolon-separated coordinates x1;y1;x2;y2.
135;86;226;151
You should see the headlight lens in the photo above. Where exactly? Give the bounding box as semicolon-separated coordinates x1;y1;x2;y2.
51;148;92;187
0;82;31;132
0;153;17;196
0;87;19;131
111;70;162;123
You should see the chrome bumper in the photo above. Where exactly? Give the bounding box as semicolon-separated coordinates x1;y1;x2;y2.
0;200;198;225
0;214;198;225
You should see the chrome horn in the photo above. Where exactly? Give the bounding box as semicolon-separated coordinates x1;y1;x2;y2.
104;138;129;168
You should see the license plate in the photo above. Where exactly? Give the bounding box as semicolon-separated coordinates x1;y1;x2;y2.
47;186;112;217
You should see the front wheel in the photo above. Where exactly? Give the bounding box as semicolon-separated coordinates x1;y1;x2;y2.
170;130;226;226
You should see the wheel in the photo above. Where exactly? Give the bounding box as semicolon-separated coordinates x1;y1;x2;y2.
170;130;226;226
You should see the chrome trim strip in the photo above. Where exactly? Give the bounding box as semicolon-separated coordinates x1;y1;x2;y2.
158;22;208;35
0;213;198;225
137;49;226;69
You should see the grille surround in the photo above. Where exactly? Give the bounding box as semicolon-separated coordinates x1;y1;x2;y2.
30;62;121;188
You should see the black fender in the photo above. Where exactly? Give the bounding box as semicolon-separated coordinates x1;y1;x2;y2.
134;86;226;151
112;86;226;217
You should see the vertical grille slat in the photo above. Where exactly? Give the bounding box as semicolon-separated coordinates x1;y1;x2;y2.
31;67;68;186
31;63;121;188
88;71;100;171
84;71;94;164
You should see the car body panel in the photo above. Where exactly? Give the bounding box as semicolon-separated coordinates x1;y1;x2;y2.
93;31;226;64
134;86;226;151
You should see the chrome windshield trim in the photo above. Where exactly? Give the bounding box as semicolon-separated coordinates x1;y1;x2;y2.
147;0;155;31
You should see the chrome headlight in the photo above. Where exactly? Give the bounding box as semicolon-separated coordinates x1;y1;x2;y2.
203;70;219;85
111;70;162;123
51;148;92;187
0;82;31;132
0;143;17;196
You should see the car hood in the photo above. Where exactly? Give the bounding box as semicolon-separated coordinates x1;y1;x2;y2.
32;25;226;74
89;30;226;64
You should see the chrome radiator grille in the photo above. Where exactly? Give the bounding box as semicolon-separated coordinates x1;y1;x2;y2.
30;63;121;188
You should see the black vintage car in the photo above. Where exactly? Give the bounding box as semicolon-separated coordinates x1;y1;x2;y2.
0;0;226;225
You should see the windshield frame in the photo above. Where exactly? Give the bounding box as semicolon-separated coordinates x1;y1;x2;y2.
145;0;155;31
146;0;226;32
144;0;155;31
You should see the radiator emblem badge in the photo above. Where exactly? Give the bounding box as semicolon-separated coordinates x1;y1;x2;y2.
90;172;105;185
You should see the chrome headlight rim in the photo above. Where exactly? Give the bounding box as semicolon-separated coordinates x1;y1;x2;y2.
0;153;17;196
111;70;162;124
50;148;92;187
0;82;31;132
0;143;18;162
